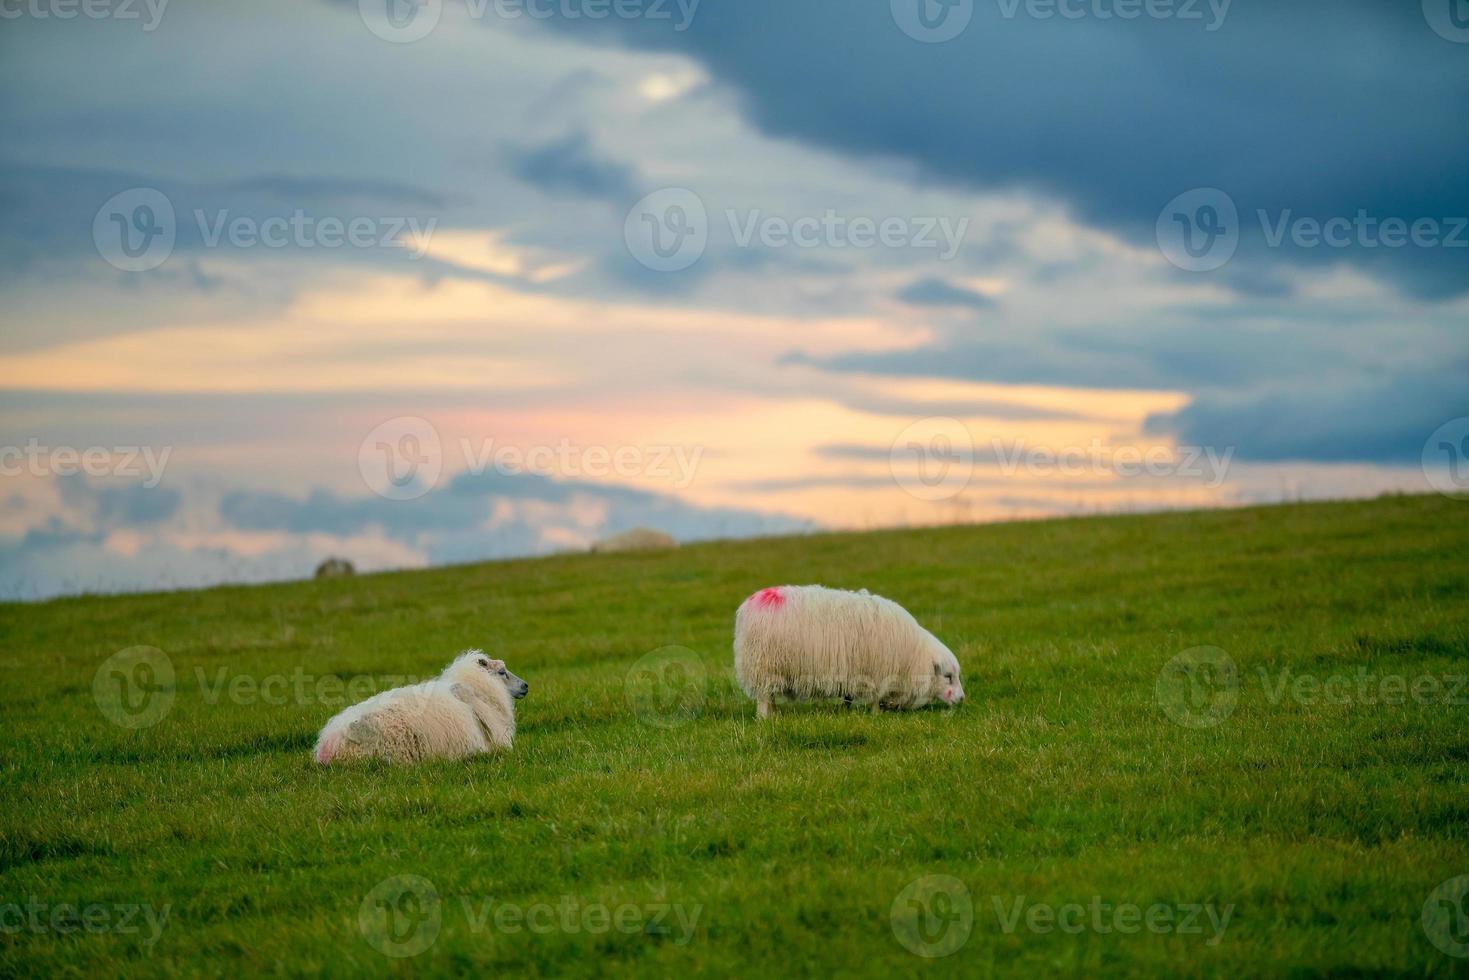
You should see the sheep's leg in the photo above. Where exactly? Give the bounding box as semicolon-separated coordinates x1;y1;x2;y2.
756;698;772;720
842;695;854;710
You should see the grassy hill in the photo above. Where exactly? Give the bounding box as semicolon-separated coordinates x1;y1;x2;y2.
2;494;1467;977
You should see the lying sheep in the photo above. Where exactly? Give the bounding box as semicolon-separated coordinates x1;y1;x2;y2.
733;585;964;718
314;651;528;764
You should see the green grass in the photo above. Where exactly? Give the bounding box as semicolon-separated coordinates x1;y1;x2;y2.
3;494;1468;977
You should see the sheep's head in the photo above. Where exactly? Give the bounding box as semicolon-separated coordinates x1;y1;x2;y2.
929;647;965;707
446;650;529;701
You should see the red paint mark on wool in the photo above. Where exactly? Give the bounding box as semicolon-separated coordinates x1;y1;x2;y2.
751;587;785;610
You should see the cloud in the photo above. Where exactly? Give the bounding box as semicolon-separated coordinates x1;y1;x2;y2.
219;468;661;539
504;130;640;204
15;519;105;553
815;442;1010;467
896;277;996;311
792;315;1358;392
218;467;804;560
1145;365;1469;463
56;475;181;527
529;1;1469;298
724;475;899;492
95;483;181;526
214;175;446;209
833;393;1081;422
0;163;446;278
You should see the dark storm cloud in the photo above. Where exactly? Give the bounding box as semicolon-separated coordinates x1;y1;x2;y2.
525;0;1469;298
1145;365;1469;464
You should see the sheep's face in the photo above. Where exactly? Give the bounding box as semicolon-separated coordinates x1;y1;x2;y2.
448;651;529;701
929;649;965;706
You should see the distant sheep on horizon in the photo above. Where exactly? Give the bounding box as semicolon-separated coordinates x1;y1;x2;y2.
733;585;964;718
314;651;528;764
591;527;677;553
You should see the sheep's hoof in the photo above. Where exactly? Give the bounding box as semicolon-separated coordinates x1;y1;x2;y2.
756;699;772;720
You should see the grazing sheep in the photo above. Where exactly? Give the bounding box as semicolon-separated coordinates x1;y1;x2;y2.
313;651;528;764
591;527;677;553
314;557;355;579
733;585;964;718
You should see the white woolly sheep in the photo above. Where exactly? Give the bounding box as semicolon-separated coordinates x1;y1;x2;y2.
313;651;528;764
733;585;964;718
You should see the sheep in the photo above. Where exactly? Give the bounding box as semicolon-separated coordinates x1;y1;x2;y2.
733;585;964;718
313;650;528;764
591;527;677;553
314;557;355;579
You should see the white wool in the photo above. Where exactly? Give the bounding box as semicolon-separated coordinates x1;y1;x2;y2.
590;527;677;553
733;585;964;717
313;651;524;764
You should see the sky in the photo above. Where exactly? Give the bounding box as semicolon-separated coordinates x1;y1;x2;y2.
0;0;1465;599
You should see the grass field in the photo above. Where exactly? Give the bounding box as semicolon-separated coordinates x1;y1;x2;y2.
2;494;1467;977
